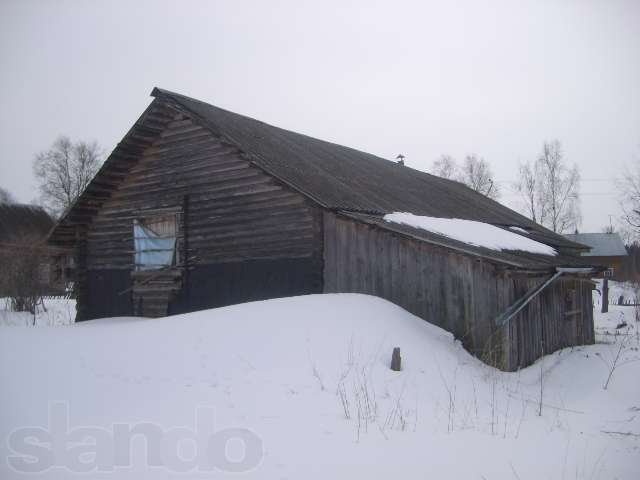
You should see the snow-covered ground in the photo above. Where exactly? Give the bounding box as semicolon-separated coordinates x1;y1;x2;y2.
1;293;639;479
593;279;640;306
0;297;76;327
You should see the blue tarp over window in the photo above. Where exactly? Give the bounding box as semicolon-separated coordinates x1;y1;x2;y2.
133;221;176;270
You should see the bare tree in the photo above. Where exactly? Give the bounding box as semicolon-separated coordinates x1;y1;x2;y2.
33;136;102;217
540;141;581;233
0;186;15;204
515;140;581;233
516;161;544;224
431;154;458;180
431;154;499;200
618;161;640;239
458;154;500;200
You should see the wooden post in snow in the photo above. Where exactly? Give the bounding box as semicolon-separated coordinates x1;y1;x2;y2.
602;278;609;313
391;347;402;371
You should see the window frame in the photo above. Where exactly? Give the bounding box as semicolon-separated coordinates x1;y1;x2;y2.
132;208;182;271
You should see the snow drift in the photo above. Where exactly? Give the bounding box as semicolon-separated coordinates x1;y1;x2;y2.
1;294;638;479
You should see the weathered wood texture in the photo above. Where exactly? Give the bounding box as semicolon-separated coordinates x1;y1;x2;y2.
131;270;183;318
79;114;323;319
323;212;594;370
503;276;595;369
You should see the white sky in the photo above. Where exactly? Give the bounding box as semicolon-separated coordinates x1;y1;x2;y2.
0;0;638;231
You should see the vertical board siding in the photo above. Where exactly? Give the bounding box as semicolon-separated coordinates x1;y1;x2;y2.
80;114;323;319
324;212;595;370
507;277;595;369
323;213;507;361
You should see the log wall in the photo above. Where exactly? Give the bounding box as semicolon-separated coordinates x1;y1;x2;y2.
80;113;323;319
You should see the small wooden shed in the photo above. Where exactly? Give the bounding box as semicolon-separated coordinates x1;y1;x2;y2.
49;88;600;370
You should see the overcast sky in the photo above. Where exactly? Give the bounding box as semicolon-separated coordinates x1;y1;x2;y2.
1;0;638;231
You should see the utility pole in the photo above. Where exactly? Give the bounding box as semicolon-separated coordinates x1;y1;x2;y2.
602;276;609;313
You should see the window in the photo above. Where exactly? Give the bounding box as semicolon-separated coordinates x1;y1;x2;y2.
133;214;178;270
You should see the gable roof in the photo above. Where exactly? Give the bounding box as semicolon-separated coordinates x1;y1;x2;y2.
564;233;628;257
151;88;584;252
0;203;54;244
49;87;590;268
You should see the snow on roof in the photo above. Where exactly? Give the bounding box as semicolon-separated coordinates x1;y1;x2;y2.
384;212;557;256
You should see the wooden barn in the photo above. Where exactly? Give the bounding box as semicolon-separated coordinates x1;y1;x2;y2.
48;88;600;370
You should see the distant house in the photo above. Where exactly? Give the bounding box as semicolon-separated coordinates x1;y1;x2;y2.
563;232;628;276
0;203;72;295
0;203;53;243
48;88;601;370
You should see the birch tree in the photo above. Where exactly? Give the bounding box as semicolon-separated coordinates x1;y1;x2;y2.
515;140;581;233
431;154;458;180
618;161;640;238
516;162;544;223
458;154;500;200
430;154;500;199
33;136;102;217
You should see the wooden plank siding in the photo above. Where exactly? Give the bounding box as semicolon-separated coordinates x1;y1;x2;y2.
504;276;595;369
323;212;594;370
80;114;323;320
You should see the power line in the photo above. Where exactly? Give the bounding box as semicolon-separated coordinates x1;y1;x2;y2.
500;192;617;197
495;177;619;197
494;178;616;184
